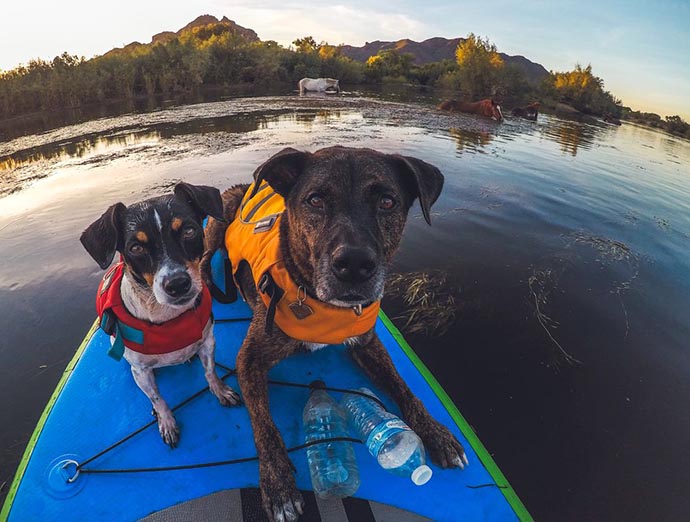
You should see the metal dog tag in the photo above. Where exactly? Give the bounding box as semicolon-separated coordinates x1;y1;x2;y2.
289;286;314;319
289;301;314;320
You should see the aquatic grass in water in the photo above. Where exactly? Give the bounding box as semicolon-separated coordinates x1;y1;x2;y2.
386;270;458;337
528;231;640;367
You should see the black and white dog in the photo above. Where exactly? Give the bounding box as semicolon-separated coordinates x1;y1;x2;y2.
80;183;240;447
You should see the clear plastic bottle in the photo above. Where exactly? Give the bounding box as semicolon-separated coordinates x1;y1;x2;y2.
303;381;360;498
342;387;432;485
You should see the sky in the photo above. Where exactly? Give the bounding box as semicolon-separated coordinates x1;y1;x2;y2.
1;0;689;119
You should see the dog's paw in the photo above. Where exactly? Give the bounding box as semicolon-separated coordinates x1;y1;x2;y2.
154;409;180;448
210;380;242;407
265;490;304;522
260;461;304;522
417;418;468;469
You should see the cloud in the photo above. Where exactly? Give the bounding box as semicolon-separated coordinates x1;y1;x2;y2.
220;2;429;46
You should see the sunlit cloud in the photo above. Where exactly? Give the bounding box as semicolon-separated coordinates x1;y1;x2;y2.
221;3;429;46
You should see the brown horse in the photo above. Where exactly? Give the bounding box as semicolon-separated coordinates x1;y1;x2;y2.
603;113;622;125
512;102;540;121
438;98;504;121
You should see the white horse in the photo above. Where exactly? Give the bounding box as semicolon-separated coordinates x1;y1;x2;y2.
298;77;340;95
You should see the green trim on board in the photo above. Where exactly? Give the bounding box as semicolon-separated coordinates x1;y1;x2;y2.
0;319;99;522
378;310;534;522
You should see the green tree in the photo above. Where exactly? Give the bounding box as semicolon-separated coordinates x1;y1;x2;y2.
292;36;318;53
542;64;622;116
454;34;504;98
664;115;690;137
365;50;413;82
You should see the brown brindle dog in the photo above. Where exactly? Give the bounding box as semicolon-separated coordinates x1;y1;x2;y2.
204;146;467;522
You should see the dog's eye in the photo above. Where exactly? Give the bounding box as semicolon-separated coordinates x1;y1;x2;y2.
181;226;197;240
379;196;396;210
306;194;325;209
129;244;145;255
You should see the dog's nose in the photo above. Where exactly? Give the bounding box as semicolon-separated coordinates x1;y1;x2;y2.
162;273;192;297
331;247;377;284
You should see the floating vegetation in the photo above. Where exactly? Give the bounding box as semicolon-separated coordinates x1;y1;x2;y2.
386;270;458;337
568;231;638;266
528;264;582;368
569;231;640;340
138;179;182;198
654;216;671;231
529;232;640;368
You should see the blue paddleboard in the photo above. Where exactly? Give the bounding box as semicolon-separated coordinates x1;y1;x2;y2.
1;253;531;521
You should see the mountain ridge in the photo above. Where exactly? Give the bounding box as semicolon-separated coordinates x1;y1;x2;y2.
341;37;549;84
103;16;548;85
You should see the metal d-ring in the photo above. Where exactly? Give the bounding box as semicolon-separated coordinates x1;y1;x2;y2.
62;459;81;483
296;286;307;306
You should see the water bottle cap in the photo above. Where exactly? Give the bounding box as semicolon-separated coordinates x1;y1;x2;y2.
411;464;432;485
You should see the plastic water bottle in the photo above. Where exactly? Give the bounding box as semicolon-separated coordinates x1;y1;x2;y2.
303;381;360;498
342;388;432;485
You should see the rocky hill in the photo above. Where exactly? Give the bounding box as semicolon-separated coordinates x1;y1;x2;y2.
341;37;549;84
106;15;259;56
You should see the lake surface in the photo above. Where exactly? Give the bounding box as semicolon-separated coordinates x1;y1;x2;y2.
1;91;689;521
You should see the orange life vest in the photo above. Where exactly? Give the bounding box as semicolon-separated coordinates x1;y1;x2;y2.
225;181;380;344
96;263;212;361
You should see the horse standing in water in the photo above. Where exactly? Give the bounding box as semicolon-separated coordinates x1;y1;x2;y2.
438;98;504;121
512;102;540;121
298;77;340;94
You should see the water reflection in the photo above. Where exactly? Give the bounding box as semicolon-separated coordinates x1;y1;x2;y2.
0;131;162;172
0;85;292;143
0;109;356;196
0;110;350;175
448;127;494;154
538;117;609;156
293;110;343;125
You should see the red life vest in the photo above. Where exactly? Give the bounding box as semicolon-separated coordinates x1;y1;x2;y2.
96;263;212;361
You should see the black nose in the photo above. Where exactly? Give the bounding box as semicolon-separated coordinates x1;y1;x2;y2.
163;273;192;297
331;247;377;284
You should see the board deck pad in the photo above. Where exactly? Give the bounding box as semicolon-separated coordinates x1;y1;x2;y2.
140;488;431;522
2;252;530;521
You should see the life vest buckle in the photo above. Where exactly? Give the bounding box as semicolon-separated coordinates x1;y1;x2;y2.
100;309;117;336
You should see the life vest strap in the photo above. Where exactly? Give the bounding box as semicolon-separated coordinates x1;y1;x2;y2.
258;272;284;335
100;309;144;361
209;256;238;304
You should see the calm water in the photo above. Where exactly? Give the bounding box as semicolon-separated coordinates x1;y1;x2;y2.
1;92;689;521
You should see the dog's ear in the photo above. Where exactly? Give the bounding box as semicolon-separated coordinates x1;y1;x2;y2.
389;155;444;225
80;203;126;269
174;182;224;221
252;147;309;197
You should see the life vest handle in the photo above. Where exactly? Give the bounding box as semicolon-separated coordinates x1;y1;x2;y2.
239;183;282;226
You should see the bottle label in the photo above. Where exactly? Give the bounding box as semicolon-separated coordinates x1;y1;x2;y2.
365;418;412;457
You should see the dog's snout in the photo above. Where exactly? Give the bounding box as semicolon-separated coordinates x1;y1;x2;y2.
162;272;192;297
331;247;377;284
